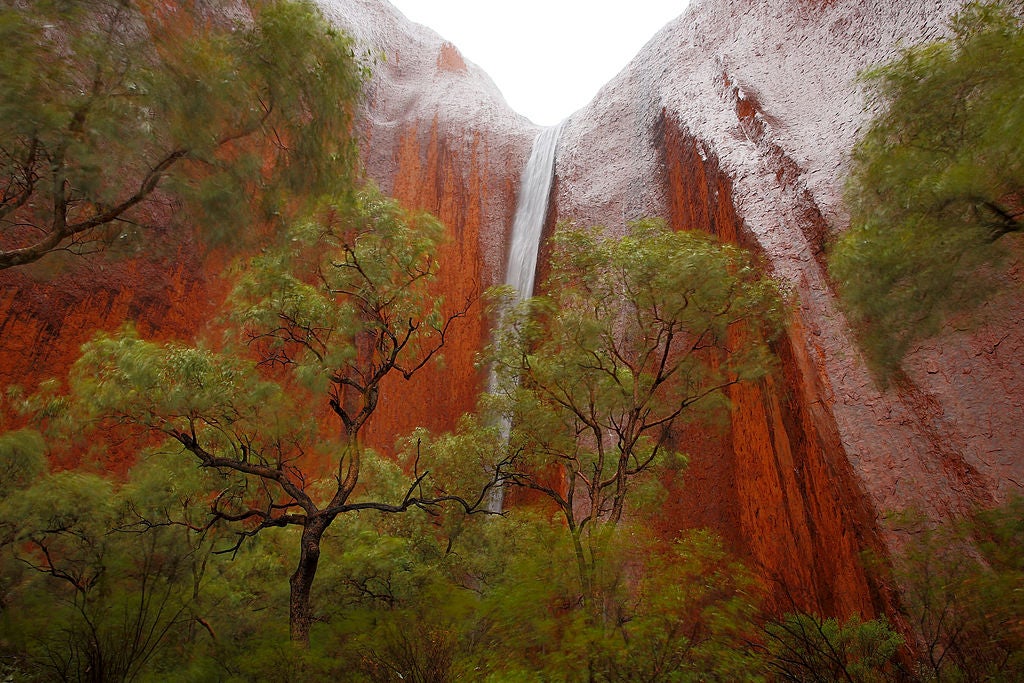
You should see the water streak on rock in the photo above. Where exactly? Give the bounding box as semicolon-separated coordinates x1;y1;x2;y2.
506;122;563;303
488;122;563;513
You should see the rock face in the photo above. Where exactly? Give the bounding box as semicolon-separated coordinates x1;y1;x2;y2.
0;0;536;465
317;0;537;445
2;0;1020;625
0;229;236;474
550;0;1024;617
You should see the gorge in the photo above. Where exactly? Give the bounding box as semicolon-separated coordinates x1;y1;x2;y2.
1;0;1021;662
335;0;1024;620
486;122;563;514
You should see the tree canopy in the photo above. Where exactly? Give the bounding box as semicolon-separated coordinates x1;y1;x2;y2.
829;1;1024;378
2;0;1021;676
480;220;784;613
67;187;486;645
0;0;363;270
0;455;226;682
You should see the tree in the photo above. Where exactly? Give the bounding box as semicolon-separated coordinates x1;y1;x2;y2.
887;501;1024;681
0;0;363;270
0;428;46;503
310;503;766;681
0;452;227;682
829;1;1024;377
483;220;784;620
582;530;766;682
761;612;903;683
67;187;488;646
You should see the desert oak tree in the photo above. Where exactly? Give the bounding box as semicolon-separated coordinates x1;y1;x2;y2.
829;1;1024;376
0;0;362;269
483;220;784;613
70;189;489;645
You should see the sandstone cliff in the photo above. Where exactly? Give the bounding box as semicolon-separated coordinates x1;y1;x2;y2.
2;0;1019;626
0;0;536;466
318;0;537;445
550;0;1024;617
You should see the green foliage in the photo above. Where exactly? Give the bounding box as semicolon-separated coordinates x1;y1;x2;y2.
0;429;46;499
304;506;766;682
492;220;784;467
68;189;462;515
229;187;452;402
401;222;787;677
0;445;908;682
462;521;765;681
63;185;478;646
0;0;364;269
582;530;765;682
71;325;299;473
0;454;228;682
485;219;783;608
400;416;507;509
889;500;1024;681
763;612;903;682
972;495;1024;573
830;1;1024;378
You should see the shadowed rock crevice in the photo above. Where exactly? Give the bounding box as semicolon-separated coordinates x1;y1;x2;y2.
655;110;895;620
3;0;1022;639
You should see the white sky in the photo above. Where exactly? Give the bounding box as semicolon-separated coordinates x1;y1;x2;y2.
386;1;692;126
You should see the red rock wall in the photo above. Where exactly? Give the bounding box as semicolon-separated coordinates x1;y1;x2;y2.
0;229;233;473
8;0;1019;636
360;115;524;451
544;0;1024;629
0;3;535;474
540;103;893;617
330;0;537;451
652;112;892;618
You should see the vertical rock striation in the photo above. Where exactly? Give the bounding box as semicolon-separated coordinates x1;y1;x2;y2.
0;0;536;464
549;0;1024;617
317;0;538;446
2;0;1021;626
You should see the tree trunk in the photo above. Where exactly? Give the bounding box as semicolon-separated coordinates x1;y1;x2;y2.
570;526;593;611
289;517;328;646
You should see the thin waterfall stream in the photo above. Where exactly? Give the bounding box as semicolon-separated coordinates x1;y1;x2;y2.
487;122;564;513
505;122;564;307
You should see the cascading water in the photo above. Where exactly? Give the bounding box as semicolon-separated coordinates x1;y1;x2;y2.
487;122;564;513
505;122;564;307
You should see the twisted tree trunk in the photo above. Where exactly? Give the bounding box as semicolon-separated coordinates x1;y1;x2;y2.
289;516;331;646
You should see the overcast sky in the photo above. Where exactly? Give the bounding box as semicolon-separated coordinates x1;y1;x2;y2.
386;1;692;126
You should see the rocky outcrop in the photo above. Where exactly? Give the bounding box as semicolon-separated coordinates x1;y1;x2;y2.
549;0;1024;617
649;113;889;618
0;0;536;463
3;0;1020;627
318;0;537;444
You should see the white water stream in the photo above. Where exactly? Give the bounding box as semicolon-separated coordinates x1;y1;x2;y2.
487;122;563;513
505;122;564;306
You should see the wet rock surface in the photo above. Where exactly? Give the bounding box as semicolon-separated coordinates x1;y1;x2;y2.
551;0;1023;615
3;0;1021;623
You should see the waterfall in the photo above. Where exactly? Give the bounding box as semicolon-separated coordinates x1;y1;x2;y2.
487;122;563;514
505;122;564;306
